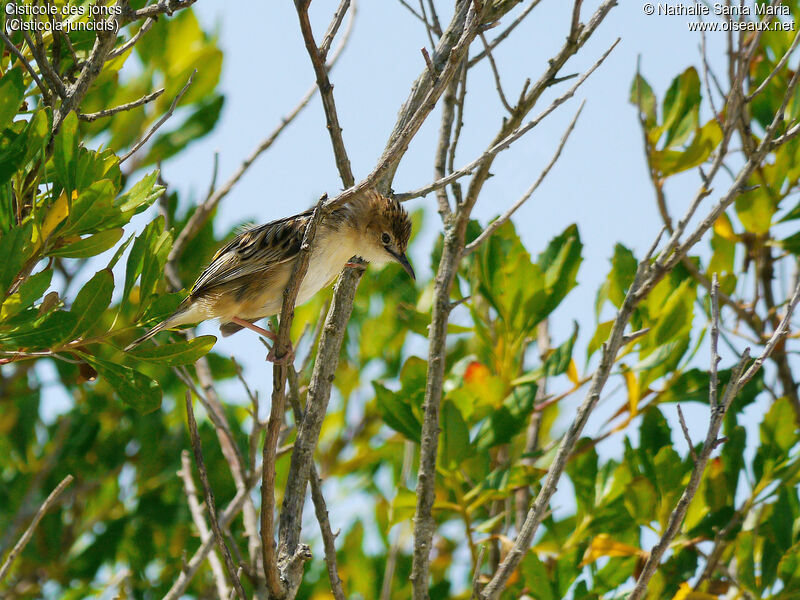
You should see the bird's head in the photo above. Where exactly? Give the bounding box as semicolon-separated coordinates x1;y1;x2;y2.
355;191;415;280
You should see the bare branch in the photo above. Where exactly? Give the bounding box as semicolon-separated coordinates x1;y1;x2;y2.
0;475;73;583
467;0;543;67
107;17;156;60
478;30;513;113
119;71;195;164
179;451;230;600
295;0;355;187
710;274;721;410
676;405;698;463
396;39;618;202
308;468;345;600
319;0;351;60
746;22;800;101
162;487;250;600
185;392;247;600
463;100;584;255
78;88;165;122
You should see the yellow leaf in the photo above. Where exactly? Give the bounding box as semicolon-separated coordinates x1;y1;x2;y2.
579;534;643;567
34;190;72;252
623;367;640;417
566;358;579;385
671;582;718;600
713;212;738;243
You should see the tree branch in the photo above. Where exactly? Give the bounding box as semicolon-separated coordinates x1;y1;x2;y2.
463;99;584;255
185;392;247;600
119;71;195;164
78;88;165;122
179;450;230;600
262;195;328;596
0;475;73;583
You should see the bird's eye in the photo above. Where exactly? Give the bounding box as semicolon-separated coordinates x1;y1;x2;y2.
381;233;391;244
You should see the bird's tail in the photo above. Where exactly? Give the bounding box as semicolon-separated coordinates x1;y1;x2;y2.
124;302;197;351
124;320;172;351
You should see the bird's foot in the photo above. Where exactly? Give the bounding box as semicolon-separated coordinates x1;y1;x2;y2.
231;316;277;342
345;261;367;271
266;342;295;364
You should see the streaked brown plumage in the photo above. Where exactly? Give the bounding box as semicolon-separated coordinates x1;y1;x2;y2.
126;190;414;352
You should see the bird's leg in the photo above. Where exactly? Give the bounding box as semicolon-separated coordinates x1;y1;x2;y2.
231;316;277;342
231;316;294;364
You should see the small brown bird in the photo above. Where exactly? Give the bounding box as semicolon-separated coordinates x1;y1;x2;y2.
126;190;414;357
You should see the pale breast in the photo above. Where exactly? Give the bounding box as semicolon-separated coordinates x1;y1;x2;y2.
231;228;360;320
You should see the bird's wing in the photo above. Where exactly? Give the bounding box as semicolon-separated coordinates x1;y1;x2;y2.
189;210;312;298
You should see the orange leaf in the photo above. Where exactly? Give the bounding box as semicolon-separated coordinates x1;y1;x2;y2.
580;534;643;567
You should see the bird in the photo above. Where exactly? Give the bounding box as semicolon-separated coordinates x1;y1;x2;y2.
125;190;415;360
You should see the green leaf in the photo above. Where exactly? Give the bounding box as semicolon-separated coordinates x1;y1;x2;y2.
735;187;775;234
440;401;471;468
629;72;657;127
521;552;555;600
70;269;113;339
651;118;722;176
514;322;578;384
48;228;124;258
0;310;77;349
124;217;162;308
139;227;172;311
659;67;701;148
473;384;537;450
374;382;421;443
106;232;135;270
0;269;52;320
588;320;613;359
126;335;216;366
0;222;32;293
62;179;120;235
53;112;79;193
116;170;164;214
81;354;161;413
778;541;800;589
0;69;25;131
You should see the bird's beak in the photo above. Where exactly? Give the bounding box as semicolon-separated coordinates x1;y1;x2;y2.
388;249;416;280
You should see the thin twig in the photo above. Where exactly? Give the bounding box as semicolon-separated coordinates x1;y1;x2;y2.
162;487;250;600
294;0;355;188
179;451;230;600
396;39;618;202
78;88;165;121
467;0;543;67
107;17;156;60
478;31;513;113
185;392;247;600
710;274;721;410
676;405;698;462
119;71;195;164
0;475;73;582
464;100;584;254
746;24;800;101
